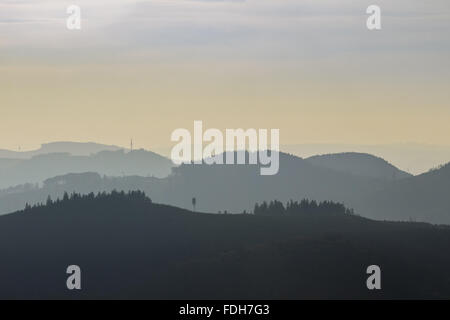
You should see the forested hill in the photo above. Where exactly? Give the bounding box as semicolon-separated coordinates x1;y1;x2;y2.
1;192;450;299
2;152;450;224
306;152;411;181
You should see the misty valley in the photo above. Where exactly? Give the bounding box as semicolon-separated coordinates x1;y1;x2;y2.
2;0;449;307
1;144;450;299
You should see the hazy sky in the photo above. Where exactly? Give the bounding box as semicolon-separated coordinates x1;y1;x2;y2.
1;0;449;151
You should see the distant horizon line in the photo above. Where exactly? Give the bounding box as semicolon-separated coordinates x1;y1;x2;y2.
2;140;450;153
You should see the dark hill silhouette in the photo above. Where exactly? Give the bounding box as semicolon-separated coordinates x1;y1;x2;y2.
0;149;174;189
0;172;159;215
283;143;450;175
158;152;382;214
1;152;449;224
358;162;450;224
1;192;450;299
306;152;411;181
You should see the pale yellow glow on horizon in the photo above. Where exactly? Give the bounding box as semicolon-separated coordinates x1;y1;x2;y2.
1;59;449;152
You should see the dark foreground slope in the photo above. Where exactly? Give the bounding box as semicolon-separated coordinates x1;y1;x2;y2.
1;193;450;299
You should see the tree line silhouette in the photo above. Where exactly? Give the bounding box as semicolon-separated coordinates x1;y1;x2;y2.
24;190;151;212
254;199;355;216
23;190;355;218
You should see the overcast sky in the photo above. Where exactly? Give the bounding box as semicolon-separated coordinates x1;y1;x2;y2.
1;0;449;151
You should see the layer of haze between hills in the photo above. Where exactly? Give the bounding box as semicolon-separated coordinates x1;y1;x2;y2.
0;142;449;224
